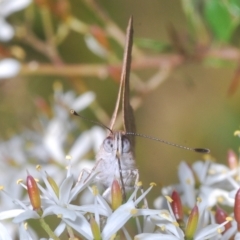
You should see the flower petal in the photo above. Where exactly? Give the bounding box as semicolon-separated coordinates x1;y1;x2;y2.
0;222;12;240
0;19;14;41
195;222;227;240
0;0;32;17
13;210;40;223
63;213;93;240
59;175;74;204
178;162;195;208
71;92;95;111
134;233;180;240
0;58;20;78
43;206;76;221
0;209;25;220
102;201;135;239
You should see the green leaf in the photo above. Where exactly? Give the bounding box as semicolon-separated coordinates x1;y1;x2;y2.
204;0;237;42
230;0;240;14
134;38;171;52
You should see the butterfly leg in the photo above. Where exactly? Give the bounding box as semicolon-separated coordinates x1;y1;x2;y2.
116;154;127;202
77;159;103;185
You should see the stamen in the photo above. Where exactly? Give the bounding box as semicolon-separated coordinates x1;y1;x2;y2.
16;179;23;184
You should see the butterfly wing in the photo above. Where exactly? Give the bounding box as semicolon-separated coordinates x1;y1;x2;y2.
121;17;136;148
109;17;135;149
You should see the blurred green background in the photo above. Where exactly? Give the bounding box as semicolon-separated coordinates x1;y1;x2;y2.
1;0;240;199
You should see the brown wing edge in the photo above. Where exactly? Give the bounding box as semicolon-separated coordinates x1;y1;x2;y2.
121;17;136;150
108;19;132;132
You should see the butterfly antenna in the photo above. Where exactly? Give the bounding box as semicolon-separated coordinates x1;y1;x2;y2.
70;109;113;133
126;132;210;153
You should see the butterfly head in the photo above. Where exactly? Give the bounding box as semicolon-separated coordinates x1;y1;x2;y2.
102;132;132;157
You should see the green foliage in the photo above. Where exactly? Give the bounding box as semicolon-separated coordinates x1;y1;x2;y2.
204;0;240;42
134;38;171;52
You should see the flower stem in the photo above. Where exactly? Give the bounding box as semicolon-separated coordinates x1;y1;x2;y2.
66;225;75;240
39;218;60;240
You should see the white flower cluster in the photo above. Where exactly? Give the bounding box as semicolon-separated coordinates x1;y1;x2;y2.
0;88;236;240
155;152;240;240
0;0;32;79
0;87;106;238
0;158;232;240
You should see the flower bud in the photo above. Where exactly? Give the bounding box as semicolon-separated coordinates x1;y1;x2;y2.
227;149;238;169
27;174;41;211
171;190;185;229
90;26;109;51
46;174;59;198
185;205;199;240
111;179;122;211
215;206;231;234
234;188;240;231
90;215;101;240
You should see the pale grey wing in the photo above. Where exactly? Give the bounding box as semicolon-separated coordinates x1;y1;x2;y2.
108;75;123;132
122;17;136;149
108;20;127;131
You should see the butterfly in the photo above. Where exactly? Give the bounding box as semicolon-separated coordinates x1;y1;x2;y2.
71;16;209;200
93;17;138;200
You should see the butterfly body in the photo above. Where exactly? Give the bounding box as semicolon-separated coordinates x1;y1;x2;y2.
91;17;138;194
95;131;136;188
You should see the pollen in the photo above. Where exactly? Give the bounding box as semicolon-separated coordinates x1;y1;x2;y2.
0;186;4;190
160;211;170;218
173;221;179;227
235;175;240;182
197;197;202;203
150;182;156;187
160;225;166;231
234;130;240;136
217;196;224;203
24;222;28;230
186;178;192;184
57;214;63;218
226;217;233;221
136;181;142;187
203;154;215;161
34;178;39;183
36;165;41;171
16;179;23;184
165;195;173;203
130;209;138;215
110;234;117;240
92;185;98;196
65;155;72;160
217;228;223;234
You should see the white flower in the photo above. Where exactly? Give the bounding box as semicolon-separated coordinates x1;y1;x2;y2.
0;88;106;238
155;159;240;210
0;58;21;79
0;190;38;239
84;34;108;58
0;0;32;41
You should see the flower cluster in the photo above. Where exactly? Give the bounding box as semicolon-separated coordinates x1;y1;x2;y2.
0;86;105;238
0;159;160;240
0;88;239;239
0;0;32;79
155;145;240;239
0;154;234;240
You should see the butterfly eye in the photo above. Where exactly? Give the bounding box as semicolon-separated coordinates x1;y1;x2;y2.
122;137;131;153
103;137;114;153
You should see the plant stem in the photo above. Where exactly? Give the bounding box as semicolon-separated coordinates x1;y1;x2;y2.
39;218;60;240
66;225;75;239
